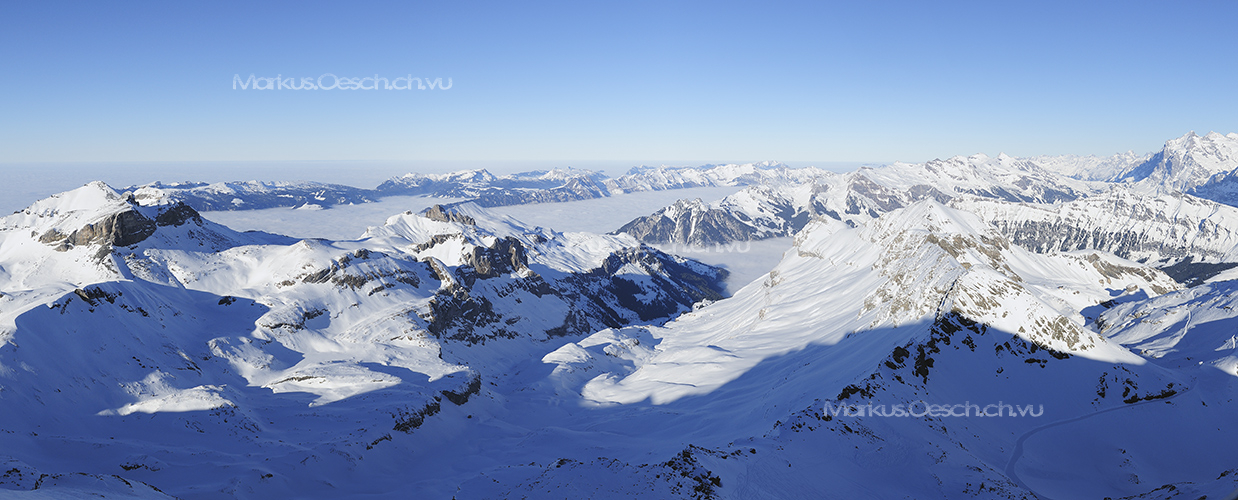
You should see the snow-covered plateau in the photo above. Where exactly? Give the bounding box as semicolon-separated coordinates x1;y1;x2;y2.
4;132;1238;499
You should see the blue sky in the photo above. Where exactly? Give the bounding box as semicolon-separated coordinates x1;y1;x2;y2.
2;0;1236;166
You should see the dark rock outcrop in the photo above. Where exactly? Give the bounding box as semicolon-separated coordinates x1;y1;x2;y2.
464;237;527;278
423;205;476;225
39;209;157;251
154;202;202;227
38;201;209;252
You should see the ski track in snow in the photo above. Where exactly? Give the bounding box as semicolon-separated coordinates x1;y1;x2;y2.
1003;381;1194;498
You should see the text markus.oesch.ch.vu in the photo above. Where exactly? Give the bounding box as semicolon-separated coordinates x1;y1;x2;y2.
232;73;452;90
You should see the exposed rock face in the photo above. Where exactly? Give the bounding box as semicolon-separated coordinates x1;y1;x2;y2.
153;202;202;227
39;208;156;251
37;201;207;252
594;247;729;318
423;204;476;225
464;237;527;278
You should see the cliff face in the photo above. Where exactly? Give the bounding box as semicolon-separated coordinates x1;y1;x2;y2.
30;185;207;253
39;208;157;251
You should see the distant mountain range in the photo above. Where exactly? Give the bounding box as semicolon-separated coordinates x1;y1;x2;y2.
124;161;827;211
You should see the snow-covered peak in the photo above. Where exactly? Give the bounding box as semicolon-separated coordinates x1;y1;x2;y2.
0;181;269;291
0;182;177;255
660;198;709;219
1115;131;1238;195
5;181;131;230
1163;130;1238;172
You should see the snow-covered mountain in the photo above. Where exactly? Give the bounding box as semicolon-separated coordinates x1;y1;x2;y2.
863;152;1092;203
953;187;1238;283
612;185;816;245
616;153;1095;245
103;134;1238;219
989;132;1238;210
1117;131;1238;205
